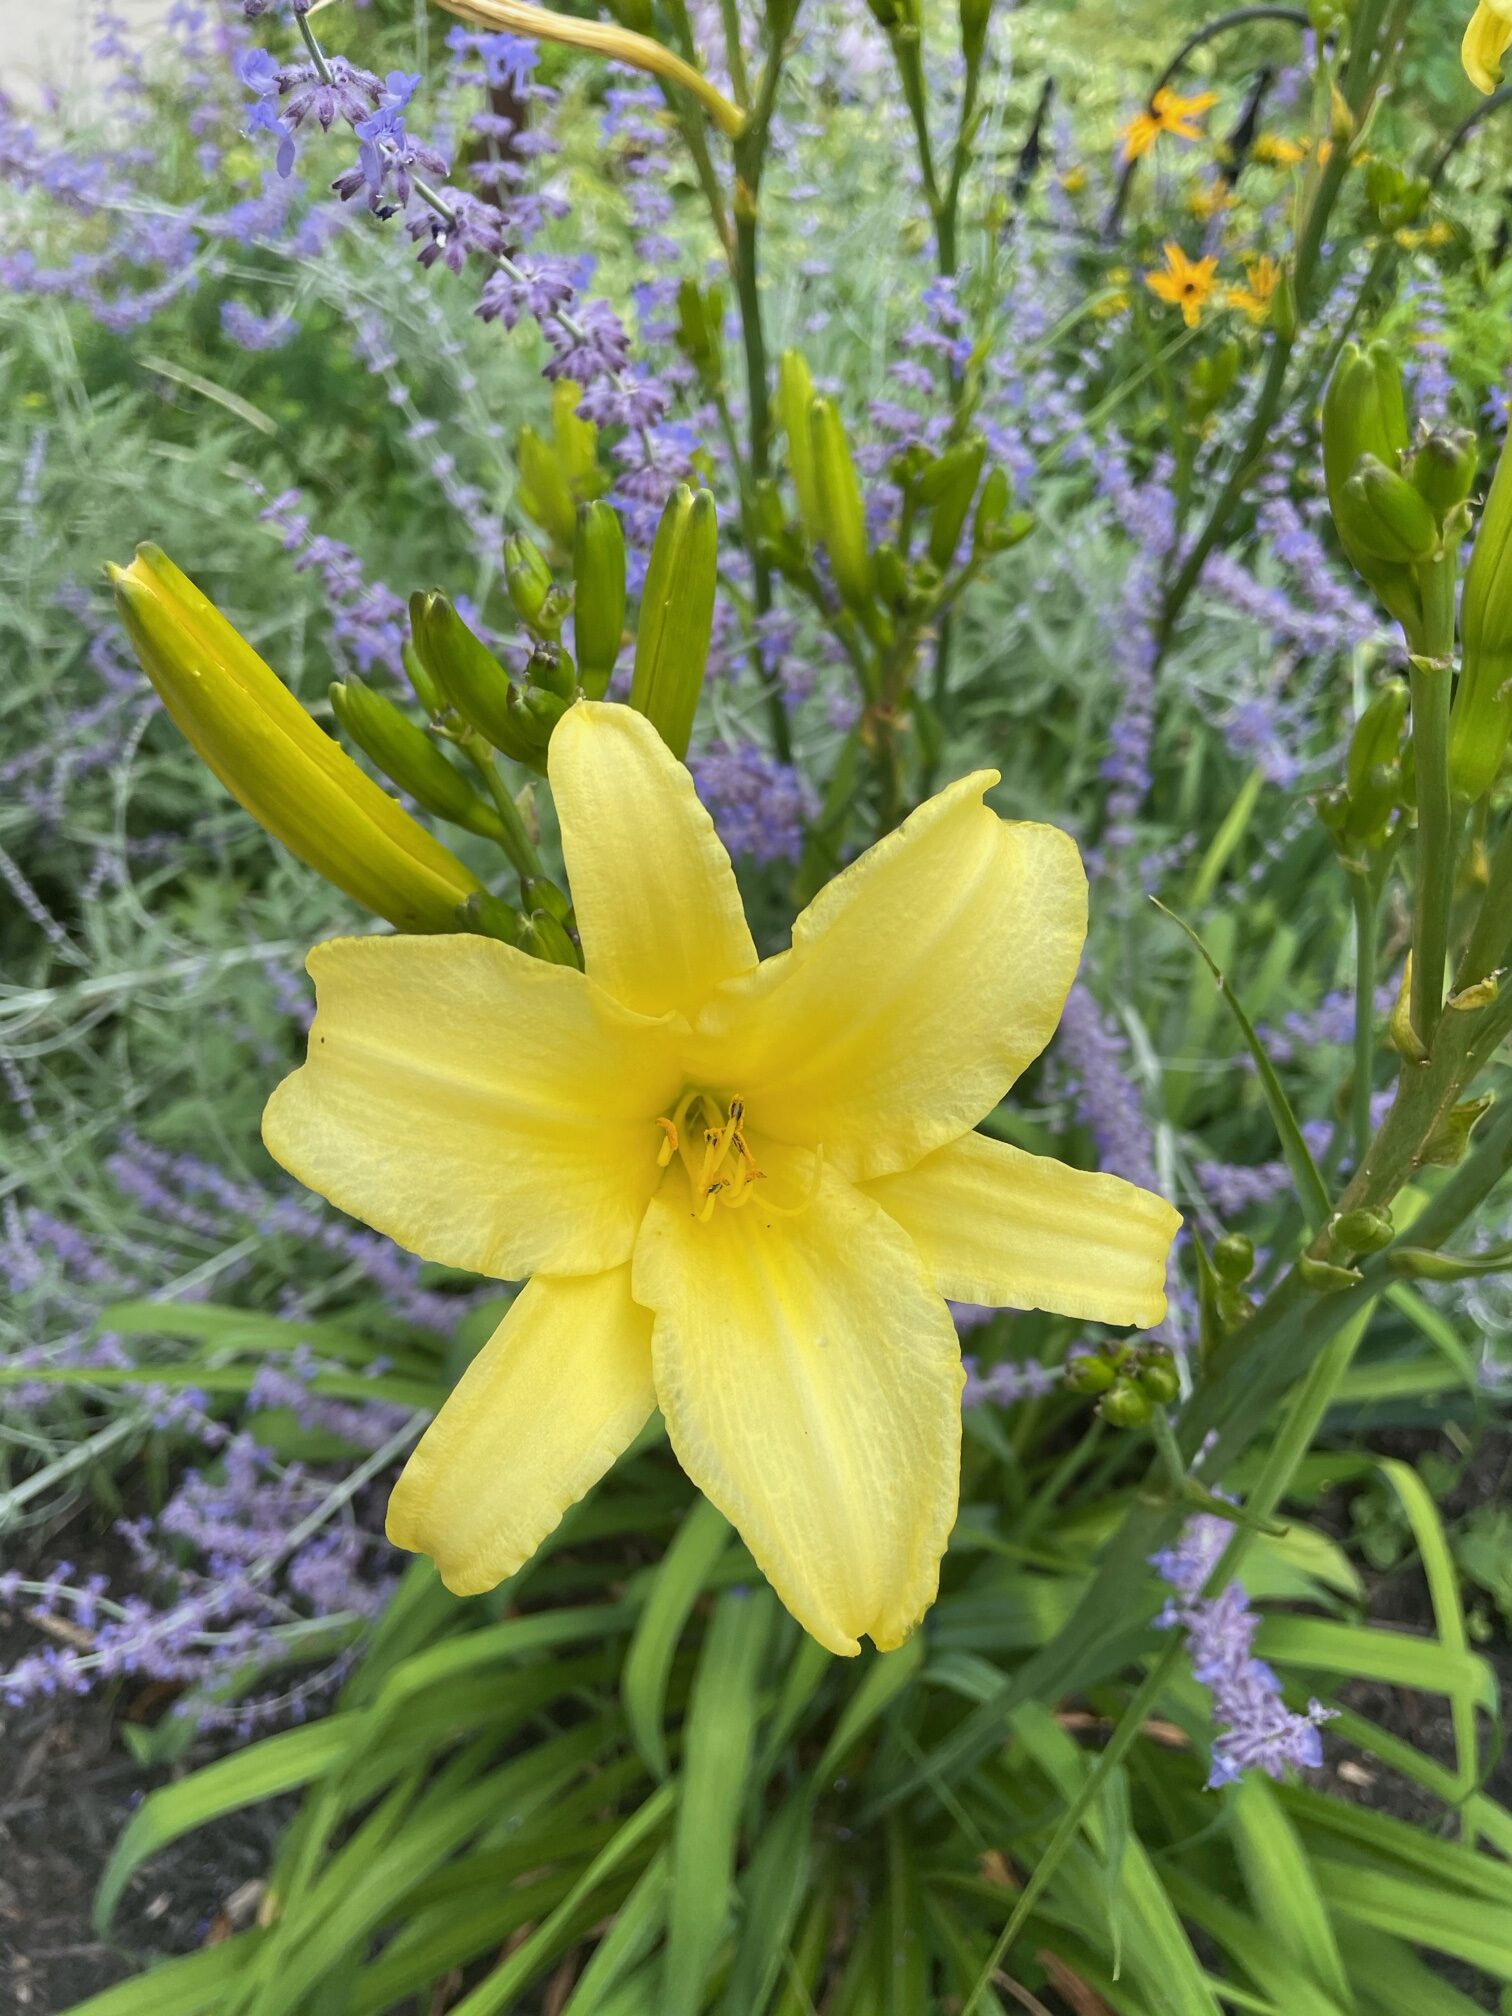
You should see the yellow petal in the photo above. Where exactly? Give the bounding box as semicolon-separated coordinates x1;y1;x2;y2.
262;933;680;1280
549;701;757;1022
866;1130;1181;1331
1463;0;1512;91
387;1266;655;1594
690;774;1086;1180
633;1145;963;1656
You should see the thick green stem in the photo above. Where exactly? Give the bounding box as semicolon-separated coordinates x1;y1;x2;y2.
1409;650;1455;1048
1349;871;1380;1167
464;745;545;882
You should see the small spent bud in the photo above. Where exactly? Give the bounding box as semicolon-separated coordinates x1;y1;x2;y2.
1331;1206;1395;1255
1065;1349;1118;1396
1135;1348;1181;1405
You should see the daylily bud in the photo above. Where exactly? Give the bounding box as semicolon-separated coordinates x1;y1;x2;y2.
517;380;605;554
112;545;480;933
1338;457;1439;565
1135;1348;1180;1405
1322;342;1407;506
401;639;445;719
676;277;724;390
776;350;823;535
1212;1232;1254;1284
1451;424;1512;800
517;424;577;553
960;0;993;65
1346;678;1409;799
1065;1349;1117;1396
923;435;987;572
630;484;718;760
411;592;544;770
1099;1378;1153;1428
874;543;911;613
810;396;874;614
459;888;522;944
972;465;1012;552
329;678;506;842
1331;1206;1394;1255
504;534;558;635
1409;429;1478;524
573;501;627;700
517;907;580;967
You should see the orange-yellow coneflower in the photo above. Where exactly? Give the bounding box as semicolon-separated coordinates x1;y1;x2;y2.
1228;254;1281;324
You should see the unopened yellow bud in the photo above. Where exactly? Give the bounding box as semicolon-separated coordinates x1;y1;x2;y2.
112;546;480;932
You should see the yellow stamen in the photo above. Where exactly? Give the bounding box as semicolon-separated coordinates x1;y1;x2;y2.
654;1116;679;1166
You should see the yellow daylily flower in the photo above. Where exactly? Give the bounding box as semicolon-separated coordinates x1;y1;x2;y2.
1464;0;1512;92
1251;132;1308;167
1145;242;1221;328
262;704;1180;1656
1120;86;1219;163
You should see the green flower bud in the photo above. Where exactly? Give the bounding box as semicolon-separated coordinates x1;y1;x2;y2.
972;465;1013;555
924;435;987;573
1322;342;1407;508
522;875;574;924
573;501;627;700
504;534;558;634
676;278;724;389
110;545;480;933
1346;678;1409;798
524;641;576;703
960;0;993;66
1331;1206;1395;1255
459;888;523;945
630;484;718;759
1410;429;1478;523
411;592;543;771
1339;457;1439;565
1212;1233;1255;1285
1135;1350;1181;1405
1451;425;1512;801
1100;1378;1153;1429
401;638;445;720
517;381;606;554
517;425;577;553
1065;1350;1117;1396
1215;1284;1257;1332
874;543;911;613
329;678;504;841
809;396;874;614
776;350;822;536
517;907;581;967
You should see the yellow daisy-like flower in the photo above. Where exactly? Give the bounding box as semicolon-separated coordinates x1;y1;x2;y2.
1464;0;1512;92
1120;86;1219;163
1228;254;1281;324
1145;242;1220;328
263;704;1179;1656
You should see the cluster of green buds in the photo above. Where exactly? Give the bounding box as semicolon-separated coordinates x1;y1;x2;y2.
516;379;611;557
109;474;720;964
766;348;1029;655
1363;158;1431;236
1316;674;1409;859
1322;339;1474;655
1197;1233;1258;1347
1065;1337;1180;1428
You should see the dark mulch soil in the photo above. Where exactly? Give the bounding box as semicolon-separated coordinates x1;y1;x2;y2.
3;1429;1508;2014
0;1510;286;2015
